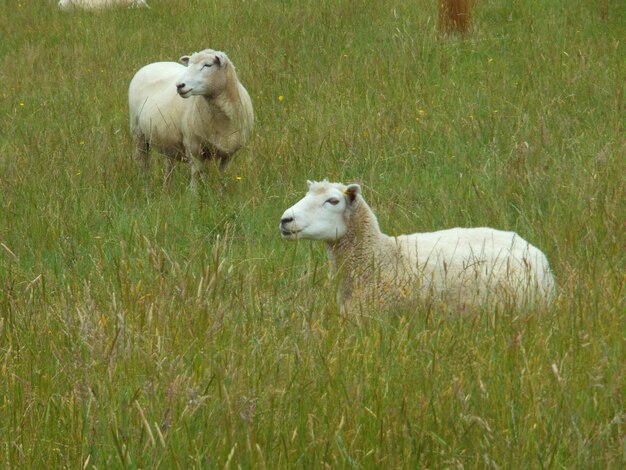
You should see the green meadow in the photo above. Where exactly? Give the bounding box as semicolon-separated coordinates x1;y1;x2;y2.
0;0;623;467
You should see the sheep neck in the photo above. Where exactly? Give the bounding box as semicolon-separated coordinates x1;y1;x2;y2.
194;68;246;154
202;67;241;120
326;198;394;299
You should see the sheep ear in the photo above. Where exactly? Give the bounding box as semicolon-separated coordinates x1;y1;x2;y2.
179;56;190;66
214;52;227;67
306;180;314;189
344;184;361;204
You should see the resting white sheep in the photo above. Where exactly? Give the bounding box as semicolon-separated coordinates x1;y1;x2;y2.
280;180;556;312
128;49;254;188
59;0;148;9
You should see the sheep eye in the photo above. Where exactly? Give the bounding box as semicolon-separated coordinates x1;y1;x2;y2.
203;63;213;68
326;198;340;206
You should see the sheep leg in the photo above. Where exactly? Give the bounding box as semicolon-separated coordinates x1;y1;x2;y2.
133;134;150;174
164;158;176;186
189;156;207;191
218;154;232;173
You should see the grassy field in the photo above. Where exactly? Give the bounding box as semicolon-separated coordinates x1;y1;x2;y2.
0;0;624;467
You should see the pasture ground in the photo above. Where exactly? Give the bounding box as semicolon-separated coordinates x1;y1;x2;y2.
0;0;623;467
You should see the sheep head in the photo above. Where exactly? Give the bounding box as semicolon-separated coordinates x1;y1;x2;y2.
176;49;230;99
280;180;361;242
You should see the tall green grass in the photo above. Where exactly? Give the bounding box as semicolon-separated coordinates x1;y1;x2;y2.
0;0;623;467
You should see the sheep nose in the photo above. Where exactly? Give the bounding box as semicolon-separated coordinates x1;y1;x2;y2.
280;216;293;226
176;83;185;90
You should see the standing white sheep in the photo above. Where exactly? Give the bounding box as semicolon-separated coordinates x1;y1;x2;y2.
59;0;149;9
128;49;254;189
280;180;556;312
